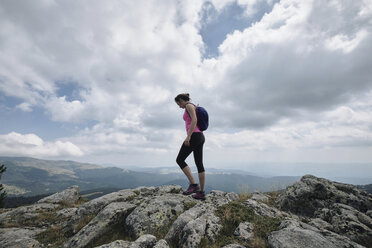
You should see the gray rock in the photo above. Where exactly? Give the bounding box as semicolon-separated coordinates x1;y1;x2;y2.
57;207;78;218
0;203;59;227
244;199;290;218
38;185;79;205
179;217;206;248
64;202;136;248
126;194;187;238
0;227;44;248
165;200;222;246
165;191;235;246
308;218;333;231
222;245;246;248
207;190;239;206
129;234;157;248
63;189;137;235
366;210;372;218
157;185;182;194
319;229;366;248
3;179;369;248
277;175;372;217
269;226;339;248
234;221;254;241
134;186;157;196
165;202;204;244
154;239;169;248
315;203;372;244
251;192;269;202
173;208;222;248
203;211;223;242
268;219;365;248
94;240;131;248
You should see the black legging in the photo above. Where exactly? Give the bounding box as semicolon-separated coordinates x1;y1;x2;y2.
176;132;205;173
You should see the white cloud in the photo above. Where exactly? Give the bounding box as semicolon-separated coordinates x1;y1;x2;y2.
0;0;204;123
0;0;372;167
200;0;372;130
0;132;83;157
325;30;368;53
16;102;33;112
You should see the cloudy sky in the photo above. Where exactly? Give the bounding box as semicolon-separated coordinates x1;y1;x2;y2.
1;0;372;177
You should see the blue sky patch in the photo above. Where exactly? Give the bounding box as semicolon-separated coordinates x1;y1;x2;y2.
0;92;94;140
199;0;278;58
56;80;84;102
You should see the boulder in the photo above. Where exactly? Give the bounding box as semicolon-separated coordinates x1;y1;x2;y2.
203;211;223;242
173;208;222;248
125;194;187;238
275;175;372;247
95;240;131;248
57;207;78;219
308;218;333;231
64;202;136;248
268;219;365;248
3;178;370;248
165;202;204;244
315;203;372;245
367;210;372;218
222;245;246;248
277;175;372;217
133;185;181;196
0;227;44;248
38;185;79;205
153;239;169;248
157;185;183;194
129;234;157;248
179;217;206;248
244;199;290;218
0;203;59;227
206;190;239;206
234;221;254;241
63;189;137;235
165;191;236;247
251;192;269;202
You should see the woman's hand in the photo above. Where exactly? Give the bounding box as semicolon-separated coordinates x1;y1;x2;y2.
184;136;191;146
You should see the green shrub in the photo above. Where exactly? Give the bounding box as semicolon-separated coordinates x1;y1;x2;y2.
238;184;252;203
183;201;197;211
36;225;68;248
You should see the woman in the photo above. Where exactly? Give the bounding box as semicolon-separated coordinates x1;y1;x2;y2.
175;93;206;200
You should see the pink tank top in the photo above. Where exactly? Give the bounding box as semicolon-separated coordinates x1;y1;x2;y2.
183;106;201;133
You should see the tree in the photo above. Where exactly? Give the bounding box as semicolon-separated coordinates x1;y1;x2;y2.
0;164;7;208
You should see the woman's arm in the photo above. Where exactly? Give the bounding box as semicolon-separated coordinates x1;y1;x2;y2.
185;104;197;146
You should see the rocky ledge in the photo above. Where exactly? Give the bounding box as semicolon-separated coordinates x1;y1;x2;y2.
0;175;371;248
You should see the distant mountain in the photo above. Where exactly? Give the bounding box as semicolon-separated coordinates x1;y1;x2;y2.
357;184;372;194
1;156;300;197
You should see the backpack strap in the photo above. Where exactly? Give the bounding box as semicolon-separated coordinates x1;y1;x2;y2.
185;103;197;117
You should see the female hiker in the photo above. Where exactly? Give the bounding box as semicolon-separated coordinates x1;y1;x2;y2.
175;93;206;200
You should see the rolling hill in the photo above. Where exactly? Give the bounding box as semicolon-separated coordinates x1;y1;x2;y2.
0;157;301;198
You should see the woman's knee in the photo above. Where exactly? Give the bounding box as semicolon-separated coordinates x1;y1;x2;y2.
176;157;187;169
196;163;205;173
176;156;182;165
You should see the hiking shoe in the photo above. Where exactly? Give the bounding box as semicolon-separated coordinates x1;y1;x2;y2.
183;184;200;195
192;190;206;200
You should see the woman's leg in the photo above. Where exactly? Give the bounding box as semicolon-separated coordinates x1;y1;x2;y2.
193;133;206;191
198;171;205;192
177;142;196;185
182;166;197;185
